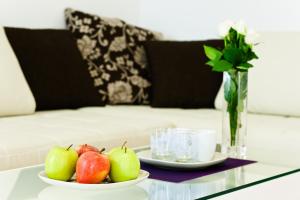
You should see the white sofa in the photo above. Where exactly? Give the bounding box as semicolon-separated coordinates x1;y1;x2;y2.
1;10;300;170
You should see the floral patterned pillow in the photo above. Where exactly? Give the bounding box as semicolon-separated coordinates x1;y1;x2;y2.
65;8;161;104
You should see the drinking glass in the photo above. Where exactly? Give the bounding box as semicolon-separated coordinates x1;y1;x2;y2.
172;128;193;162
150;128;174;161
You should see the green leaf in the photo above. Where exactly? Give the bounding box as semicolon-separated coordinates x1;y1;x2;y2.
241;63;253;68
250;51;259;59
239;72;248;100
236;66;248;71
223;47;243;66
206;60;215;67
228;28;238;44
236;63;253;71
238;34;246;48
203;45;222;61
241;44;250;54
245;51;259;62
211;60;233;72
224;77;237;102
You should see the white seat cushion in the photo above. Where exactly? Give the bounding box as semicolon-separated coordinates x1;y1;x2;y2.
0;108;175;170
0;27;36;116
215;32;300;117
0;106;299;170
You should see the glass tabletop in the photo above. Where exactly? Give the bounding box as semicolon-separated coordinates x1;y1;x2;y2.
0;156;297;200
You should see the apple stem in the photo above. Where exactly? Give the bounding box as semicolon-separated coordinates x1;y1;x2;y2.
100;147;105;153
121;141;127;150
66;144;73;151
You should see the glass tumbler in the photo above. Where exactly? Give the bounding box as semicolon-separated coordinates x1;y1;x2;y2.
150;128;174;161
171;128;193;162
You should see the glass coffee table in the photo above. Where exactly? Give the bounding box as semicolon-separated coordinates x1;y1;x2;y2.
0;148;298;200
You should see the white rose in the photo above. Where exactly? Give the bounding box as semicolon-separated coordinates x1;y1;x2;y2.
245;29;259;45
233;20;247;35
218;20;234;37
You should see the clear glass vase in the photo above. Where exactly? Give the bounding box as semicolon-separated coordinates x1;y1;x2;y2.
221;70;248;159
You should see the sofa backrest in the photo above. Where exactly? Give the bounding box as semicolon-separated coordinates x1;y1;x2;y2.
215;31;300;117
1;1;300;117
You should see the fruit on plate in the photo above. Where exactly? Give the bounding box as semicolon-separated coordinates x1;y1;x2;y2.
76;148;110;184
45;144;78;181
108;142;140;182
76;144;99;156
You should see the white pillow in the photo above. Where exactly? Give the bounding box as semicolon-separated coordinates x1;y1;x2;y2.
215;32;300;117
0;27;36;116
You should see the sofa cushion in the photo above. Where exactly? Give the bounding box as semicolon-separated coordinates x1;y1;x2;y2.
215;32;300;117
0;108;175;171
65;8;161;105
0;106;300;170
5;27;104;110
145;40;223;108
0;27;36;117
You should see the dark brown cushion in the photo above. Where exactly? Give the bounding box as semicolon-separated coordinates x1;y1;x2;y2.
145;40;223;108
65;8;161;105
5;27;104;110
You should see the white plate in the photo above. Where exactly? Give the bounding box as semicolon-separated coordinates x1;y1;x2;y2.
137;150;228;169
38;170;149;190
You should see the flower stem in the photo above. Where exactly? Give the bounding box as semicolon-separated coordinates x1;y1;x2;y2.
226;71;239;146
225;70;247;147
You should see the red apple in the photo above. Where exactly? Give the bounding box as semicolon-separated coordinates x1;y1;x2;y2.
76;149;110;184
76;144;99;156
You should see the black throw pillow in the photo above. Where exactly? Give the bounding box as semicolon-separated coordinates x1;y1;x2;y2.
145;40;223;108
5;27;105;110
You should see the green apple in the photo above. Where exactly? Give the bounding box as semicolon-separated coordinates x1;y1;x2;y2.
45;145;78;181
108;142;140;182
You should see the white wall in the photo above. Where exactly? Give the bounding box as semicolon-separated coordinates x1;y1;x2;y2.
0;0;300;40
139;0;300;40
0;0;140;28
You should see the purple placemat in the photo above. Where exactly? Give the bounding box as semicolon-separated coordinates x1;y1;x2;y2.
141;158;256;183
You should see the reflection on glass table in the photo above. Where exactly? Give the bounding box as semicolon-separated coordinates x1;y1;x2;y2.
137;162;295;200
0;161;296;200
